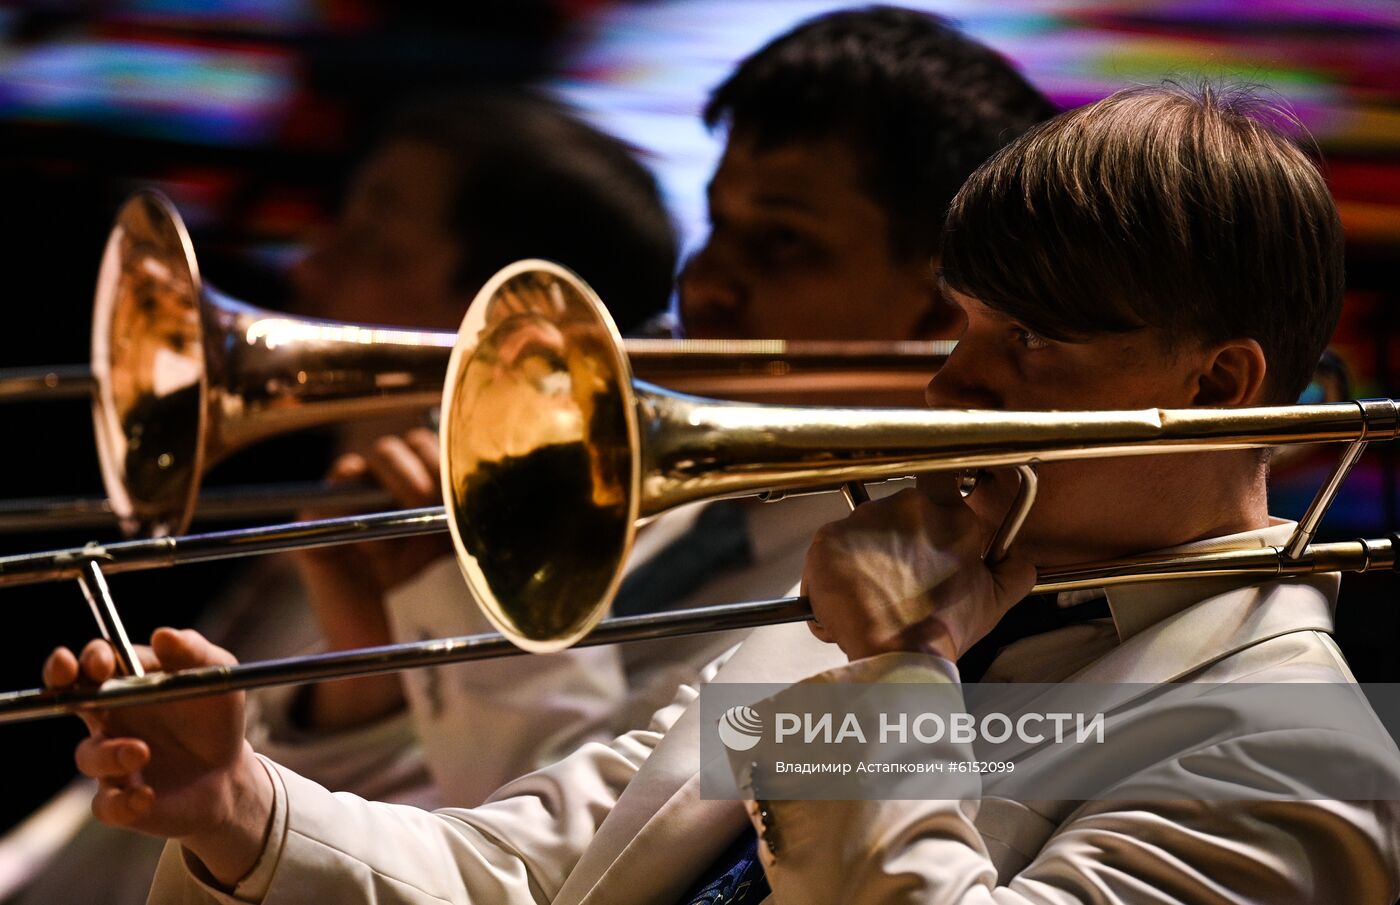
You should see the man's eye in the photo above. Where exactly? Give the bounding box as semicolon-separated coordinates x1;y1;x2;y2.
767;225;804;246
755;226;817;264
1012;326;1050;350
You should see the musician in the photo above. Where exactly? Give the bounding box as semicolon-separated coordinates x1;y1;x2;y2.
46;77;1400;904
678;7;1051;345
257;90;683;806
754;84;1400;901
5;90;678;905
277;4;1056;809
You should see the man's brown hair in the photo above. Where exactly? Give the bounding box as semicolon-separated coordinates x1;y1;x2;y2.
941;83;1344;403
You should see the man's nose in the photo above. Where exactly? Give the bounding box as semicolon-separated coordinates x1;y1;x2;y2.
924;345;1003;410
676;242;746;336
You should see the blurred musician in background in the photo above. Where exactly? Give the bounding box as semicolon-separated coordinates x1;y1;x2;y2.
8;88;678;904
263;90;683;808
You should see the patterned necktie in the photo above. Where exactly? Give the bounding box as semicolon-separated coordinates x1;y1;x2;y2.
678;828;768;905
611;500;754;618
957;592;1111;683
613;502;766;903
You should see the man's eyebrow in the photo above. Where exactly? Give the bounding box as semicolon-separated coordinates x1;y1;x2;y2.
711;180;817;215
706;178;822;219
936;278;1027;326
748;191;819;213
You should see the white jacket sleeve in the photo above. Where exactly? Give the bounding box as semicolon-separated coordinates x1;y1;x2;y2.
147;674;700;905
381;557;630;806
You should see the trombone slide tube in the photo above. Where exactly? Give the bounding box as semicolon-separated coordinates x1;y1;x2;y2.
0;483;398;534
0;598;813;723
1;399;1394;586
639;395;1400;513
0;366;95;402
2;535;1394;724
0;508;447;587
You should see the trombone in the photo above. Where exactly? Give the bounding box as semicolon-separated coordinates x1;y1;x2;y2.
0;260;1394;722
1;191;949;537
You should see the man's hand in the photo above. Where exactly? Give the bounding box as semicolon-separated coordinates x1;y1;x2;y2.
802;479;1036;664
43;629;273;888
297;428;451;617
293;428;451;729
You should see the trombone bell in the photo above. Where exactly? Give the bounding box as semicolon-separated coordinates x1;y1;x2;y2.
90;190;207;540
442;261;642;652
91;191;454;538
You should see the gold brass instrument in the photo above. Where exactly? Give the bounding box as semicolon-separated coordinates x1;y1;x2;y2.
10;191;950;538
9;527;1400;725
0;365;94;402
0;483;401;534
90;192;448;539
440;261;1394;651
0;261;1393;720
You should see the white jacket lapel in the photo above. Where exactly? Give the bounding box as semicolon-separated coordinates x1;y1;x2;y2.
560;622;845;905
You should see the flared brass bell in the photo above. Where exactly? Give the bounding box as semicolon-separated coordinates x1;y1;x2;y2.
91;191;454;538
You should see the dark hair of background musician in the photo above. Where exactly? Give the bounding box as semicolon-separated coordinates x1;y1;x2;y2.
345;90;677;334
391;90;677;332
941;83;1345;404
702;4;1057;261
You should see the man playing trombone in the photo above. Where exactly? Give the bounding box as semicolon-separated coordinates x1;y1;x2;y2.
41;75;1400;905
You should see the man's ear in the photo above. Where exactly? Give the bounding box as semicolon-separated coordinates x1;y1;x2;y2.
1193;338;1268;406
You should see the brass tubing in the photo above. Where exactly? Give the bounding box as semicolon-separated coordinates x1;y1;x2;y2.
0;598;814;724
2;535;1392;724
87;192;952;538
0;483;397;534
0;334;946;536
0;507;446;587
636;395;1400;514
5;342;951;403
0;366;95;402
434;263;1400;652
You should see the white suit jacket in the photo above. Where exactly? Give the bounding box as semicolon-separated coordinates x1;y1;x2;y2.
10;492;848;905
148;520;1400;904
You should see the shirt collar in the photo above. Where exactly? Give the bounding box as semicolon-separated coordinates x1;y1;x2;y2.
1103;517;1299;642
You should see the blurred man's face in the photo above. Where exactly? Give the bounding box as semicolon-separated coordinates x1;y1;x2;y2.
678;133;954;341
291;139;467;330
